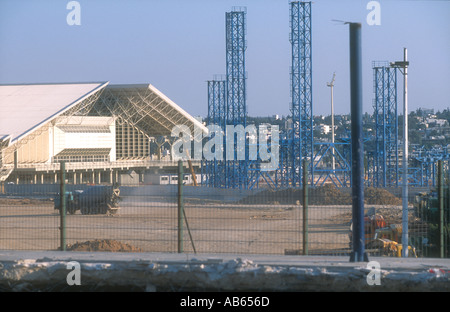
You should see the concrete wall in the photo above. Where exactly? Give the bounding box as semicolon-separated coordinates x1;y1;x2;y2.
3;127;50;164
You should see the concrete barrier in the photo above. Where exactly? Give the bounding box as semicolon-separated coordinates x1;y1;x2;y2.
1;251;449;292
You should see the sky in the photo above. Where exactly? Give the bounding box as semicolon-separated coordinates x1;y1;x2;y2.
0;0;449;120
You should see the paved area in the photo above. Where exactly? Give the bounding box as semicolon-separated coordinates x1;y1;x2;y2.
1;250;449;292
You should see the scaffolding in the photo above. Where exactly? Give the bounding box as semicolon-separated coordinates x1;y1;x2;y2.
225;7;248;189
279;1;313;188
202;79;227;188
410;145;450;186
202;8;250;189
203;2;314;190
371;62;399;187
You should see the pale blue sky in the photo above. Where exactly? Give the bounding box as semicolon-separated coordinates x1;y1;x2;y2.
0;0;449;119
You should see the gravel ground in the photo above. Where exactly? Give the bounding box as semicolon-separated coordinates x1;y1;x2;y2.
0;196;359;254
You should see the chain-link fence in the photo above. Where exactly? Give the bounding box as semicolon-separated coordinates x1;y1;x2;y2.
1;162;449;258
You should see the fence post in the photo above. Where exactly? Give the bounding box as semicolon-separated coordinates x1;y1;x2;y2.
177;160;184;253
59;161;66;251
438;160;444;258
303;159;308;255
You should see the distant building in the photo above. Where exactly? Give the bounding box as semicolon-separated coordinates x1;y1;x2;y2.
317;124;331;135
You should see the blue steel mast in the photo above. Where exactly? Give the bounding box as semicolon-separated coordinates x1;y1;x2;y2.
225;7;248;189
289;1;313;187
372;62;398;187
203;79;227;187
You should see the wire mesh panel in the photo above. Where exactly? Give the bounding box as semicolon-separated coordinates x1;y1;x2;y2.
63;185;179;252
1;166;449;258
0;179;60;250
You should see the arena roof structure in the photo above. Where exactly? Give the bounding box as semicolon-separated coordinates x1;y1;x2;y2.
0;82;207;150
93;84;207;138
0;82;109;146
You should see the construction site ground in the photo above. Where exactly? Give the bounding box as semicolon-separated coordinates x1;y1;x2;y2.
0;185;421;254
0;198;413;254
1;185;448;293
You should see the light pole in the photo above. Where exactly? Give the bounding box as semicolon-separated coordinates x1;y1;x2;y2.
391;48;409;257
327;72;336;172
349;23;367;262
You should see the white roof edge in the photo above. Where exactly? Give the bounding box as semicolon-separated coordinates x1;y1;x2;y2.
147;84;208;134
11;81;110;145
0;134;11;144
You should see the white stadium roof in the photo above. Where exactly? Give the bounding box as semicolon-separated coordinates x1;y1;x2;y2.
0;82;109;145
0;82;207;147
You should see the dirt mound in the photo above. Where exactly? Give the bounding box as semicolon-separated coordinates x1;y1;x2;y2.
238;184;351;205
238;185;402;206
310;184;352;205
66;239;142;252
364;187;402;205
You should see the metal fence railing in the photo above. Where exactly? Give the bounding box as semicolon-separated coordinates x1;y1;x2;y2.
0;161;448;258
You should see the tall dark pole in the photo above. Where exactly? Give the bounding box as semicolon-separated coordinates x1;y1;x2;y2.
349;23;367;262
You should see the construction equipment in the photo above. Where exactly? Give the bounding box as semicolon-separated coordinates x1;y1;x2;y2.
349;213;417;257
55;185;120;215
413;188;449;257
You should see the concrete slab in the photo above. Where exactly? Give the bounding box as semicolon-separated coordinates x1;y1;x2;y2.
1;250;449;292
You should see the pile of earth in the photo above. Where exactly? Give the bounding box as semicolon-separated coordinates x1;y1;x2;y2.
66;239;142;252
238;185;402;206
364;187;402;206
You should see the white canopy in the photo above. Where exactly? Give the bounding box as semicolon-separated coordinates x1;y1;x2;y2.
0;82;108;145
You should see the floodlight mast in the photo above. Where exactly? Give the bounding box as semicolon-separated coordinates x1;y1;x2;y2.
390;48;409;257
327;72;336;171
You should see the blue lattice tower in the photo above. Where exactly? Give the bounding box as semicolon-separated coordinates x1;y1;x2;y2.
289;1;313;187
411;146;449;186
385;66;398;186
372;62;399;187
225;7;248;189
203;79;227;187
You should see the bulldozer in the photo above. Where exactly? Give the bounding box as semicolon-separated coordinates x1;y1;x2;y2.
54;184;121;215
349;212;417;257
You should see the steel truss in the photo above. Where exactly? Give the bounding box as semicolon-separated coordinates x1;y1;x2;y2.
225;7;248;189
93;86;209;163
203;3;314;190
202;80;227;188
286;1;313;187
371;62;399;187
313;141;351;187
410;145;450;186
94;87;185;137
